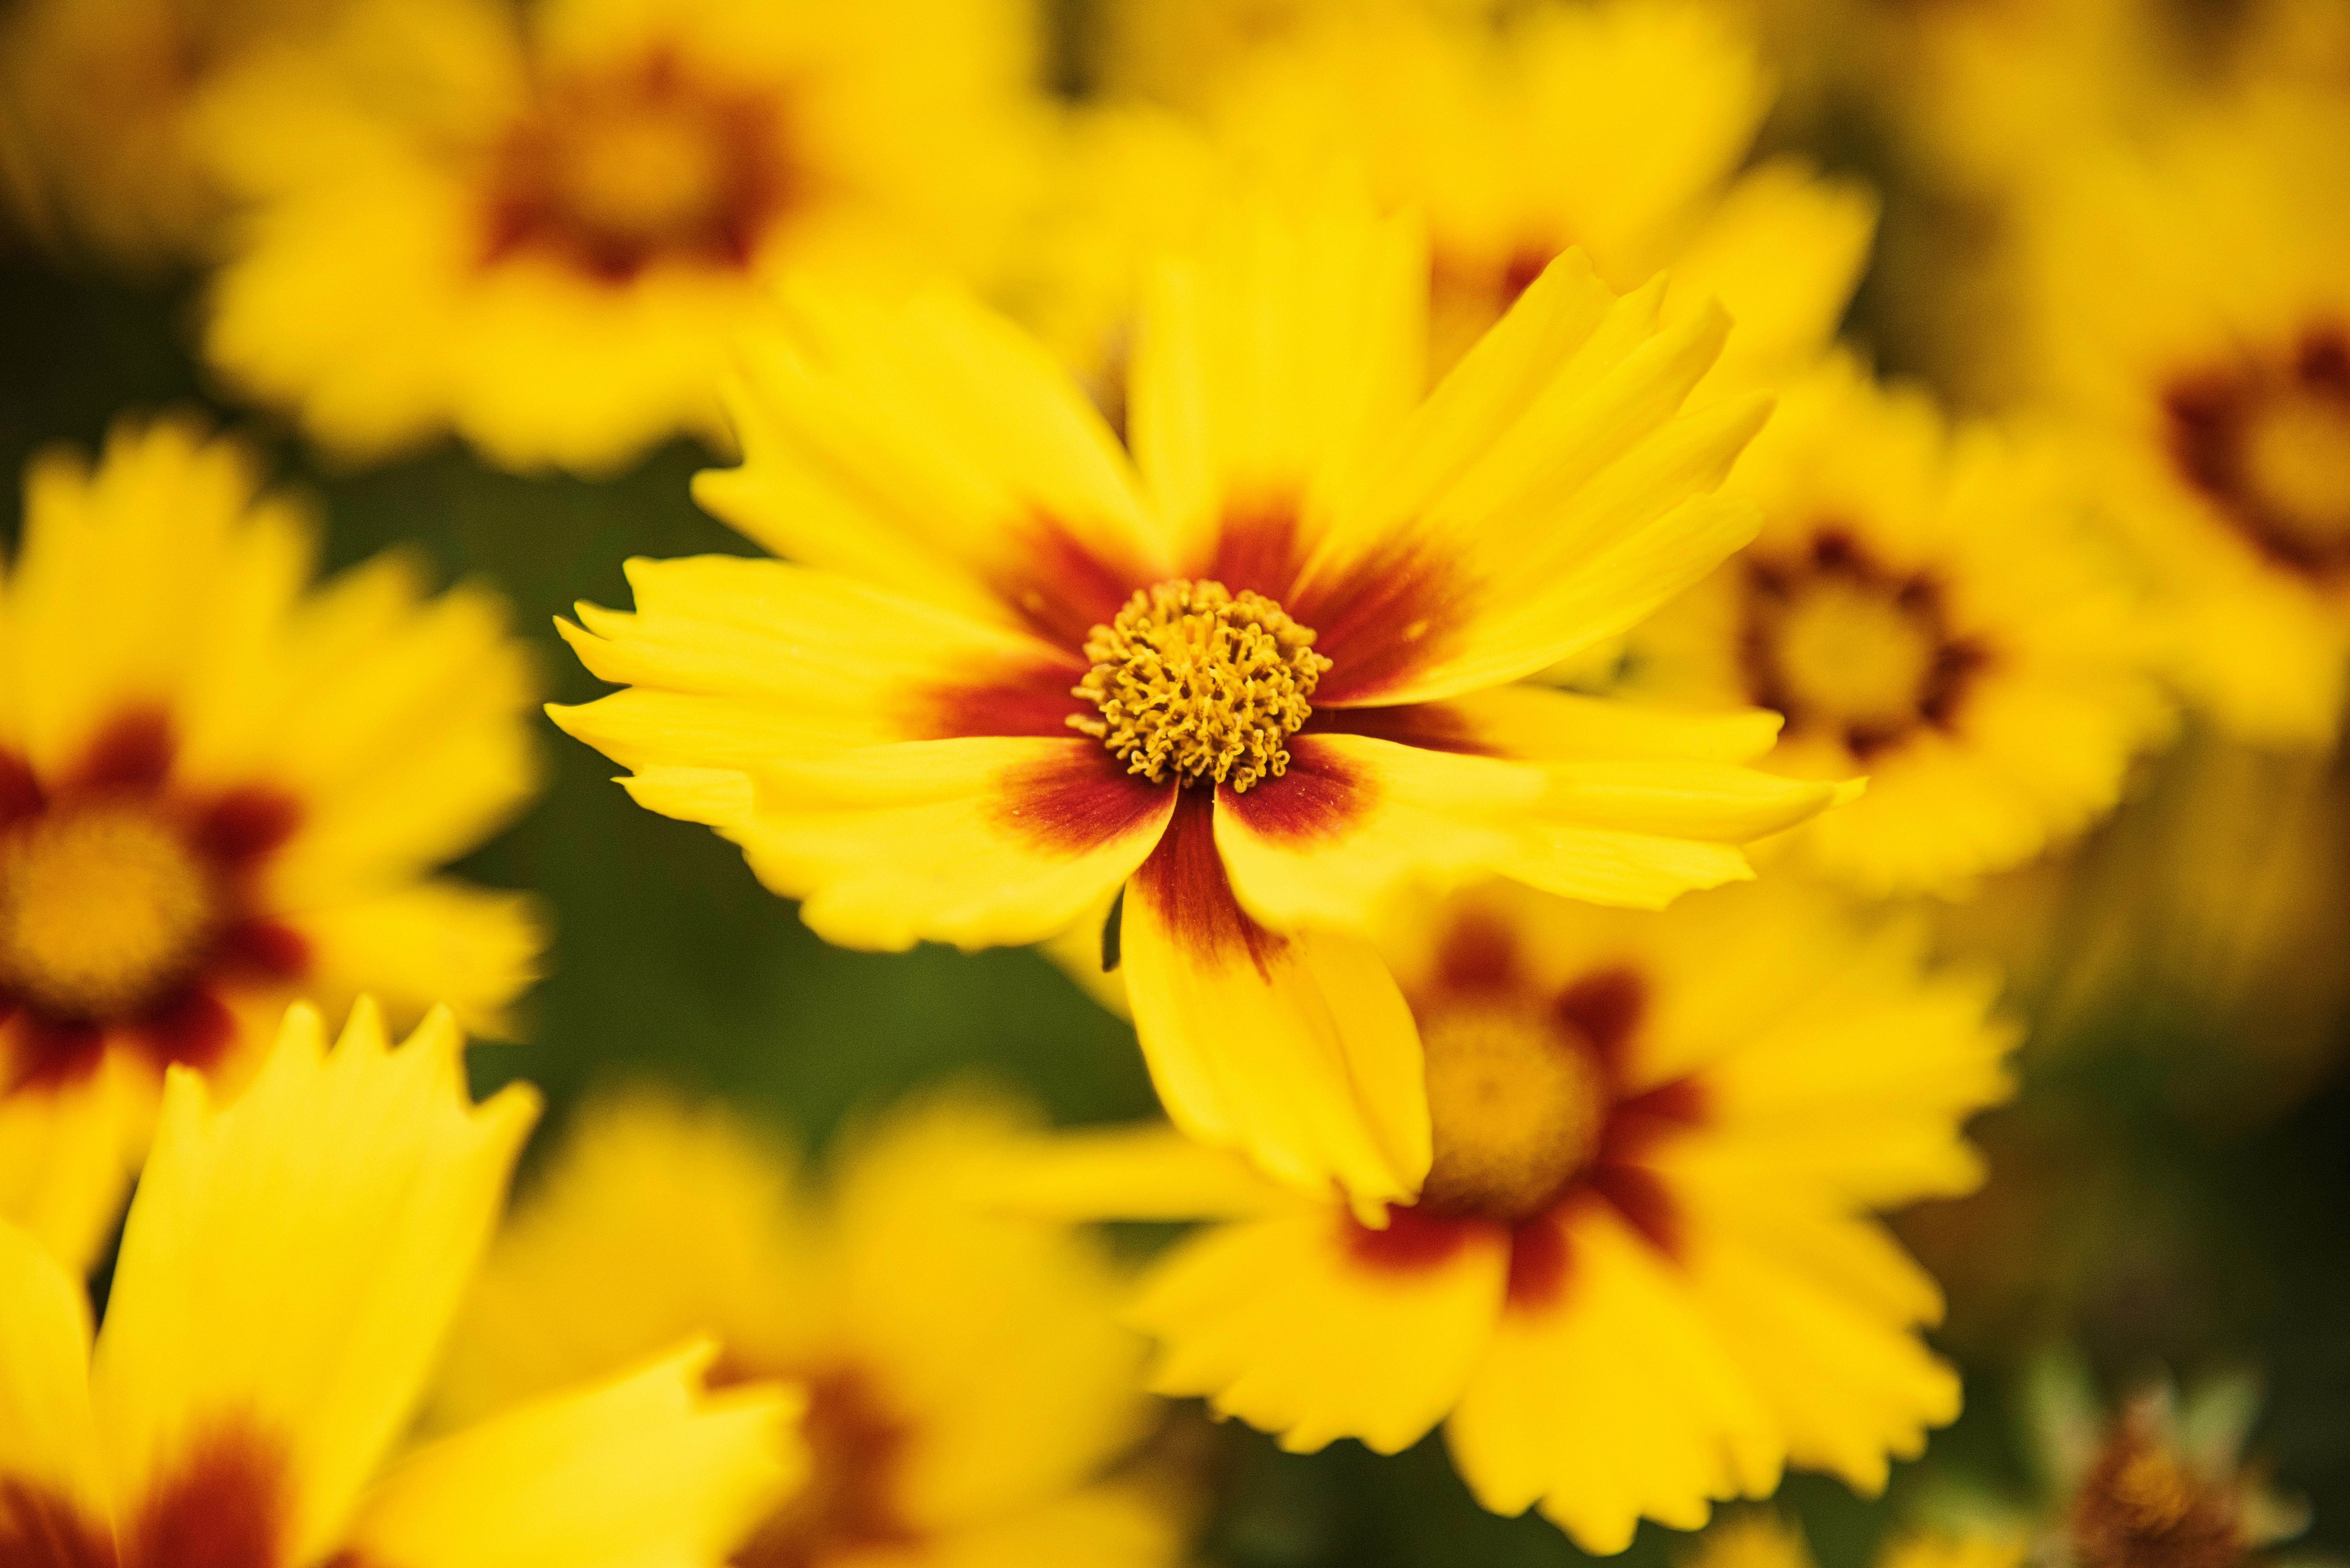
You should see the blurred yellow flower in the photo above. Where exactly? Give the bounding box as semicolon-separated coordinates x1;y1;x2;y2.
997;879;2014;1552
198;0;1048;473
2017;88;2350;746
1033;0;1873;394
553;188;1846;1209
0;999;792;1568
0;0;337;264
1611;356;2172;897
0;416;542;1270
432;1091;1188;1568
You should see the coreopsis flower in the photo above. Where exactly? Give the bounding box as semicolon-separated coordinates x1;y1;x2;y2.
0;999;793;1568
0;417;541;1269
552;189;1849;1207
993;879;2015;1552
1034;0;1874;393
1609;355;2172;897
430;1092;1187;1568
2017;88;2350;745
1202;0;1878;382
198;0;1048;473
0;0;337;264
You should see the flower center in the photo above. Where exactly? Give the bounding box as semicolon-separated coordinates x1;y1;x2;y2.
1743;532;1981;758
736;1369;914;1568
1417;999;1609;1221
2240;385;2350;556
1770;579;1942;732
2072;1421;2245;1568
2167;328;2350;577
1069;579;1331;793
0;801;220;1020
485;54;788;281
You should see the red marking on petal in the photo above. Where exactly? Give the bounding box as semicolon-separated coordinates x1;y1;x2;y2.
0;1481;118;1568
1130;789;1284;977
995;518;1147;649
128;987;237;1074
1504;1209;1573;1309
1301;701;1494;755
217;922;310;983
1346;1204;1493;1276
68;711;175;795
1206;501;1313;603
189;791;301;869
0;750;42;828
7;1014;107;1092
1555;967;1646;1082
121;1422;287;1568
1587;1162;1683;1260
995;742;1173;856
1212;735;1371;845
1432;907;1523;995
1288;540;1471;708
922;652;1089;740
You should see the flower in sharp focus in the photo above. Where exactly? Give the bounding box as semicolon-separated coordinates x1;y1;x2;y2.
0;416;542;1270
991;878;2015;1552
0;999;792;1568
551;187;1850;1209
429;1091;1187;1568
1608;354;2173;898
2016;87;2350;746
197;0;1049;473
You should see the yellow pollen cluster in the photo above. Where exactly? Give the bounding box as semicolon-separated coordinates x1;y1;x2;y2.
1417;1000;1609;1221
1069;579;1331;793
0;802;219;1019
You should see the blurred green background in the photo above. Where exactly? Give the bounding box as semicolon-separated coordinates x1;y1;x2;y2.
5;206;2348;1568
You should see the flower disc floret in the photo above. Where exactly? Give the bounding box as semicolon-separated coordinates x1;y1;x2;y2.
1069;579;1331;793
0;801;219;1020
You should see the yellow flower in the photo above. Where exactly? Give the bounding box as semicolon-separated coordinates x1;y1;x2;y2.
198;0;1048;473
1033;0;1873;394
2014;87;2350;746
0;0;333;265
0;416;542;1270
1610;355;2172;897
994;878;2014;1553
430;1091;1187;1568
552;188;1849;1209
0;999;792;1568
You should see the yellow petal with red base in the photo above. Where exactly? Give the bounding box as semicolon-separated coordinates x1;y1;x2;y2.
742;739;1177;953
1444;1206;1781;1555
1134;1210;1509;1456
1120;800;1428;1208
89;1000;538;1568
341;1345;796;1568
1213;733;1842;933
553;553;1074;762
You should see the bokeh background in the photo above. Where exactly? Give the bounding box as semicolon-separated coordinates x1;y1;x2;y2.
4;0;2348;1564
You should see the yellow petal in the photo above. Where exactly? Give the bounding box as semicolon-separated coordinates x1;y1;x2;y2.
907;1481;1191;1568
1444;1207;1782;1554
0;1052;158;1275
741;739;1177;952
1133;1208;1508;1456
1121;799;1429;1208
343;1345;796;1568
0;1217;108;1536
92;1001;538;1568
292;880;545;1043
980;1123;1297;1223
